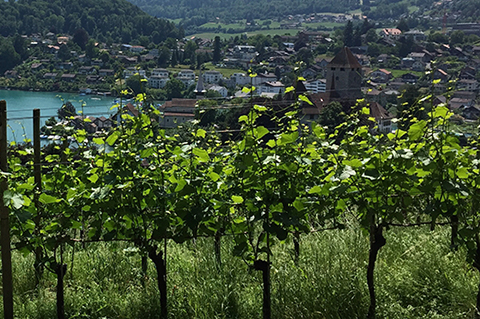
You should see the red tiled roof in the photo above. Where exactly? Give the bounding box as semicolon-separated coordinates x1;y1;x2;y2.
124;103;139;117
163;112;195;117
161;98;198;108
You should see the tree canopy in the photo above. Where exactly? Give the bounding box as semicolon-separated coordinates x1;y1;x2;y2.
0;0;182;43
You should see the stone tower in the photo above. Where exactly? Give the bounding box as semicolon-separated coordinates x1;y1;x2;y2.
325;47;363;101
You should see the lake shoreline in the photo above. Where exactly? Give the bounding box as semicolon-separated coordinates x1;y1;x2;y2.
1;86;119;98
0;89;117;142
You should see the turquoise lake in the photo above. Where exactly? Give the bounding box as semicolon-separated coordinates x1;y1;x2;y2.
0;90;116;142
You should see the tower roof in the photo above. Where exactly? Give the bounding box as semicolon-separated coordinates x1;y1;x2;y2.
328;47;362;69
194;70;206;94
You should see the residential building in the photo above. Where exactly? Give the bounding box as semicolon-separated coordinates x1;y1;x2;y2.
79;66;95;75
31;63;44;72
252;73;277;86
99;69;115;77
412;61;426;71
208;85;228;98
401;73;419;84
159;98;197;128
123;67;146;79
403;30;426;42
401;58;415;69
55;62;74;70
370;69;393;83
203;70;223;84
43;73;57;80
379;28;402;40
148;75;169;89
460;105;480;120
408;52;431;63
61;74;76;82
232;45;257;61
449;97;474;110
257;81;286;95
177;69;196;87
86;75;102;84
231;73;250;86
4;70;19;79
93;116;113;130
433;69;449;82
370;102;393;133
304;79;326;93
151;68;169;78
457;79;478;92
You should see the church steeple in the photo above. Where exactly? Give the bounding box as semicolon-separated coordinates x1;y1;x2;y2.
194;68;206;99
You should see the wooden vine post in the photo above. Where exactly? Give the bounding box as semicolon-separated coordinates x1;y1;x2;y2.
149;245;167;319
0;100;14;319
33;109;44;281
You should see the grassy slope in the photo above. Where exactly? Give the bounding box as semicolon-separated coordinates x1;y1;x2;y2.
8;226;478;318
189;21;345;40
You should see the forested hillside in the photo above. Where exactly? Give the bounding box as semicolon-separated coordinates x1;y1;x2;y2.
453;0;480;21
126;0;360;22
0;0;181;43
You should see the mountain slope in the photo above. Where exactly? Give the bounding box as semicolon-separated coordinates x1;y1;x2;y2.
125;0;361;21
0;0;181;43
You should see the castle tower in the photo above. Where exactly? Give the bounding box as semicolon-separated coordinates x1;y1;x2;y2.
325;47;363;101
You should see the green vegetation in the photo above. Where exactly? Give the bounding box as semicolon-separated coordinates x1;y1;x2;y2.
125;0;361;22
452;0;480;22
7;227;479;318
4;85;480;319
0;0;181;44
386;69;423;78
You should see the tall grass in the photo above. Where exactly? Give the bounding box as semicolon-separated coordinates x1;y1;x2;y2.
3;226;478;318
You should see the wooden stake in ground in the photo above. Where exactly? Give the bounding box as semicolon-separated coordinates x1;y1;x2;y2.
33;109;44;281
0;100;14;319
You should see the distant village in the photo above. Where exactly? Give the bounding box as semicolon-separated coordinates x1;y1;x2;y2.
5;20;480;134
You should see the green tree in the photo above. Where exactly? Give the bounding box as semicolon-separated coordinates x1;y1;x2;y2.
360;18;373;35
157;45;171;68
85;39;98;59
213;36;221;63
171;48;178;67
184;40;198;61
296;47;313;67
428;31;448;44
58;44;71;61
450;30;465;46
100;51;110;64
365;29;378;43
72;28;88;50
0;38;21;73
126;74;147;95
343;20;354;47
164;78;185;99
396;18;410;32
58;101;76;119
398;36;414;58
317;101;346;133
13;34;28;60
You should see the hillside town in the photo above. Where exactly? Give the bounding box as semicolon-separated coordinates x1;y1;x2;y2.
4;19;480;134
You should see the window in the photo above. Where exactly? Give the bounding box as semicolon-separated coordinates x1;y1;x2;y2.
340;68;345;71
